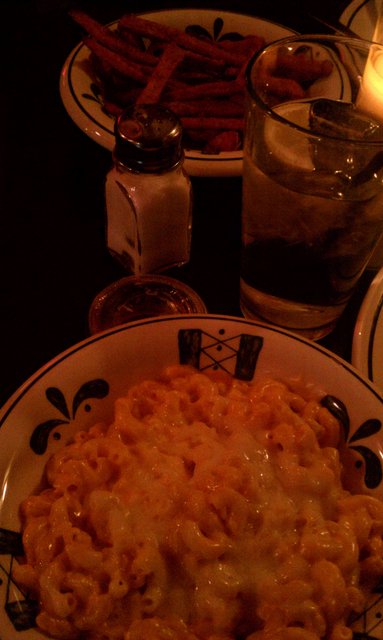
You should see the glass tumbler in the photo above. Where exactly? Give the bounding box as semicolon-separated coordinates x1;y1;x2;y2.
240;35;383;340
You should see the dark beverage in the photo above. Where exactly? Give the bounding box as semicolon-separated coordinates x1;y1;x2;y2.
241;138;383;338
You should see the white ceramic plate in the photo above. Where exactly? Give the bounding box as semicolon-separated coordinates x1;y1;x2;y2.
59;9;295;177
1;314;383;638
339;0;380;40
353;266;383;389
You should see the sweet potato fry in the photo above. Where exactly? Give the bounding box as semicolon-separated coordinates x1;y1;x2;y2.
179;50;226;75
165;99;244;117
70;9;157;67
84;37;149;84
203;130;241;153
102;100;124;116
256;74;306;101
181;117;244;130
275;50;334;83
168;79;244;101
117;25;146;51
103;86;142;109
219;34;265;56
175;70;221;83
137;43;185;104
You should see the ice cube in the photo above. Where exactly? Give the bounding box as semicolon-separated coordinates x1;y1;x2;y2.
308;98;383;194
264;100;314;171
309;98;383;140
262;98;383;197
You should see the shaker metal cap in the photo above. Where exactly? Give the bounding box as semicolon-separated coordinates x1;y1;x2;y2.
114;104;184;173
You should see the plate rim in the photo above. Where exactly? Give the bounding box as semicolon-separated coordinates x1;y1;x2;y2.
340;0;370;27
3;312;383;426
339;0;378;38
352;267;383;385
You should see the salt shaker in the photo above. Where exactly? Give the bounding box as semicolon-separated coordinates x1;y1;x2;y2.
105;104;192;275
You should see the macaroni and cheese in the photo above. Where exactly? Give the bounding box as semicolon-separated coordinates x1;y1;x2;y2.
14;365;383;640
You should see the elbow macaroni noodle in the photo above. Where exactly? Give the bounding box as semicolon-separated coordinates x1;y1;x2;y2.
13;365;383;640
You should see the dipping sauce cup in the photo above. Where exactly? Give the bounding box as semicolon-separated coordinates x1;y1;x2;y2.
89;275;207;334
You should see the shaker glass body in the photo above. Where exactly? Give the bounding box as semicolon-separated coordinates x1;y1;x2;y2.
106;162;192;274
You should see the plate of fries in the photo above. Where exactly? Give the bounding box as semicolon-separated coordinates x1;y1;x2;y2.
60;9;295;177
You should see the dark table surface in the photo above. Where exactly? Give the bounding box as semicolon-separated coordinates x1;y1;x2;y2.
0;0;377;407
